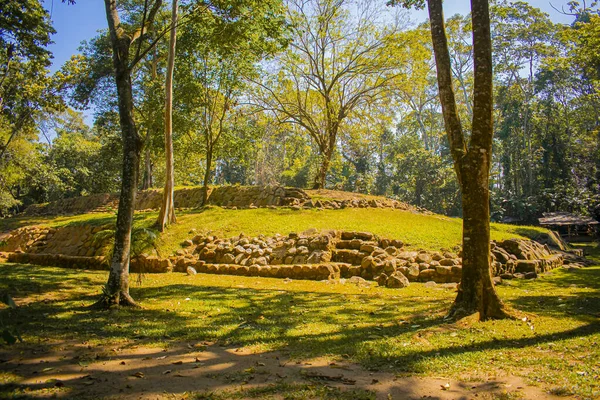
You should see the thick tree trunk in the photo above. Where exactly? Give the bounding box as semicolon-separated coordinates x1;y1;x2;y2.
426;0;508;320
448;159;507;319
156;0;178;231
95;0;144;308
312;129;337;190
312;152;331;189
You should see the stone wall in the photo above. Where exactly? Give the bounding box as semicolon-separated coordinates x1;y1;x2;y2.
21;186;415;216
0;225;111;257
22;186;310;216
156;230;566;287
0;222;579;287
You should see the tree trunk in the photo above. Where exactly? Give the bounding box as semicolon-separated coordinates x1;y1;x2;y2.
202;146;213;205
141;145;153;190
426;0;508;320
448;157;507;319
312;127;337;190
156;0;178;231
312;150;331;189
96;0;144;308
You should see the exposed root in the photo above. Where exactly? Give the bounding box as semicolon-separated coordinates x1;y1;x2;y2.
90;291;142;310
447;299;517;322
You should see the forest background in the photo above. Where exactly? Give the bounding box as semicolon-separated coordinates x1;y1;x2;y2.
1;0;598;225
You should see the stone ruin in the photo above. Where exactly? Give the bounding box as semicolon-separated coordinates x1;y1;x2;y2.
22;185;421;216
135;230;572;287
1;222;588;289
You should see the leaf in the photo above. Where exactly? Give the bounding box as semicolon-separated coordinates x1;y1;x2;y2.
0;293;16;309
131;372;144;378
1;330;17;345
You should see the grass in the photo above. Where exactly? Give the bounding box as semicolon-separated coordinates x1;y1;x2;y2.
1;244;599;398
194;383;376;400
1;206;548;257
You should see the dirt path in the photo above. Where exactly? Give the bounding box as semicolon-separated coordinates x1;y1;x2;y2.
1;341;565;399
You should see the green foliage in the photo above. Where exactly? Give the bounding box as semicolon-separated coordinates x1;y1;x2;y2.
0;292;20;345
0;0;55;66
387;131;460;215
93;226;160;259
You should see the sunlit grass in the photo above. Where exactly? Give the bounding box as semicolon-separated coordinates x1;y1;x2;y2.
1;207;548;257
1;251;598;398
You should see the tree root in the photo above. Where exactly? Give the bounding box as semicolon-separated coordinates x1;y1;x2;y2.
447;299;517;321
90;291;141;310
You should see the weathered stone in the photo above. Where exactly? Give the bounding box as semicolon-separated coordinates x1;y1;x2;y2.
221;253;235;264
415;253;432;264
186;266;197;276
435;265;451;275
524;271;538;279
419;268;436;280
347;276;372;287
375;273;388;286
360;244;377;253
407;264;420;280
361;256;374;269
384;246;398;256
515;260;538;273
439;258;457;266
386;271;410;288
383;259;396;274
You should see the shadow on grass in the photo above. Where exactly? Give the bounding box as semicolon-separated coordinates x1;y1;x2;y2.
513;227;546;240
1;262;600;399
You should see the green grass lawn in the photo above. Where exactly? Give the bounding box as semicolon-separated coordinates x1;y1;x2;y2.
0;207;548;257
1;245;598;398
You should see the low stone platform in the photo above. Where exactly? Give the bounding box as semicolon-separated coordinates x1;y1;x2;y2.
0;223;585;288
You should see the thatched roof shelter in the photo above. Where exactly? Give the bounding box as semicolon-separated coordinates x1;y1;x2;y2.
538;212;598;226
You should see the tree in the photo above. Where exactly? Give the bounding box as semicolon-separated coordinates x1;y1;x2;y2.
174;0;288;203
156;0;178;231
0;0;65;212
98;0;164;307
395;0;509;320
254;0;406;189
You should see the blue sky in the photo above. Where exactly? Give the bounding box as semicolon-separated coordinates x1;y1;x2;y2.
43;0;575;74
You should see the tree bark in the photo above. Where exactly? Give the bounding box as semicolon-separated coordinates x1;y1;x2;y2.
141;145;153;190
312;125;338;189
95;0;148;308
156;0;178;231
312;150;331;189
202;145;213;205
426;0;509;320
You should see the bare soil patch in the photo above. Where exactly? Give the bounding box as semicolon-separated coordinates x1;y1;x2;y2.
1;340;566;399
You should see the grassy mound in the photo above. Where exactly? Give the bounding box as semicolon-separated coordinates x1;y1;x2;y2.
1;206;547;257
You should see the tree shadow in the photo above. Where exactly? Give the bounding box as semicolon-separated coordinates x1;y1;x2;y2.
1;262;600;399
512;227;547;240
